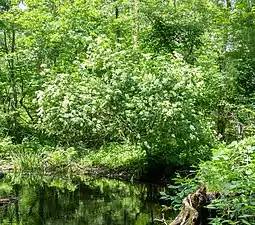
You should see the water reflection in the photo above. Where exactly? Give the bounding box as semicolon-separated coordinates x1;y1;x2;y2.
0;174;164;225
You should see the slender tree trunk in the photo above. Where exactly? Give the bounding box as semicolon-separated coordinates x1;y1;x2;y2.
217;103;226;140
133;0;139;49
4;27;19;141
8;29;19;142
226;0;231;8
115;6;120;42
173;0;177;9
9;29;18;109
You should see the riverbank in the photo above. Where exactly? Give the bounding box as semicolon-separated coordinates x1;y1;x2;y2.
0;162;135;182
0;141;185;184
0;160;177;184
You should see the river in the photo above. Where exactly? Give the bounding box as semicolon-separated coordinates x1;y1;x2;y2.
0;173;168;225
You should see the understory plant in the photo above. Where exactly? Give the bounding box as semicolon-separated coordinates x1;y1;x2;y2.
166;137;255;224
83;143;146;172
198;137;255;224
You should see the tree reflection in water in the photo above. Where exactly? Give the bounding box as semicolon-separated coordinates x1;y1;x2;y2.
0;174;165;225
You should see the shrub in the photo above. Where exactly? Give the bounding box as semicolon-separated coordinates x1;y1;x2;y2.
36;40;214;166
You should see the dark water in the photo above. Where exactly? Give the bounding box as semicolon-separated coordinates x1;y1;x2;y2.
0;174;166;225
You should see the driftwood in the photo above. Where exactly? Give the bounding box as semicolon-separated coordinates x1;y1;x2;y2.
170;185;216;225
0;198;18;206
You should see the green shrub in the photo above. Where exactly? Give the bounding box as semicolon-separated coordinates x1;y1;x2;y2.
36;42;214;166
165;137;255;224
197;137;255;224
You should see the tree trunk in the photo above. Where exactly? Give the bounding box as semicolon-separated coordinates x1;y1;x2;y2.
115;6;120;42
133;0;139;49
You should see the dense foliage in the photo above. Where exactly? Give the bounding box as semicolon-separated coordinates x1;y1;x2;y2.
165;137;255;224
1;0;255;223
0;0;219;169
